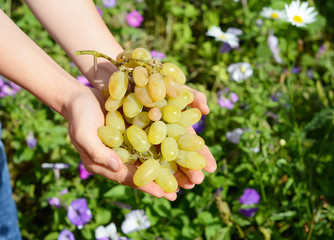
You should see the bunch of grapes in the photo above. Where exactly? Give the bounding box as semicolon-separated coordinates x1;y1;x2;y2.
76;48;206;193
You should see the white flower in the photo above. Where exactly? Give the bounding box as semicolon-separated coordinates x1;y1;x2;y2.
95;222;119;240
260;7;286;20
285;0;317;27
227;62;253;82
121;210;150;234
206;26;240;48
267;34;282;64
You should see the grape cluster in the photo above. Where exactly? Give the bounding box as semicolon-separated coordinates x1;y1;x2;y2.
76;48;206;193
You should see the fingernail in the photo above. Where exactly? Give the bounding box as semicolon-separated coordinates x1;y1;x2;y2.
107;157;120;171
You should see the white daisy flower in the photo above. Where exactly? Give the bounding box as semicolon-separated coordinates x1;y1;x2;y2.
95;222;119;240
227;62;253;82
260;7;287;20
121;210;150;234
267;34;282;63
206;26;240;48
285;0;317;27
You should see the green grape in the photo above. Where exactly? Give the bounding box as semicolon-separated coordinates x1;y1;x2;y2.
132;111;150;128
175;150;206;170
106;110;125;133
123;93;143;118
112;147;130;163
167;88;194;110
132;47;152;61
164;75;181;98
134;85;154;107
127;125;151;153
148;107;162;121
161;105;182;123
133;159;160;187
177;133;205;151
177;108;202;128
97;126;123;148
161;62;186;85
154;167;178;193
148;73;166;102
166;123;188;139
161;137;178;161
105;96;124;112
148;121;167;145
160;159;178;174
123;129;133;150
109;71;128;100
151;99;167;109
133;66;148;86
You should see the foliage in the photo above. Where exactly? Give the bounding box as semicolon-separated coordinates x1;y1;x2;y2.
1;0;334;239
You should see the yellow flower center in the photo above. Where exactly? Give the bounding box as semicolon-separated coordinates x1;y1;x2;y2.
271;12;279;19
219;34;227;40
293;15;303;23
240;66;247;73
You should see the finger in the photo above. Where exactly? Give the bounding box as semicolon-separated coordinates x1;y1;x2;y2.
84;159;177;201
182;85;210;115
72;125;123;172
174;169;196;189
178;166;205;185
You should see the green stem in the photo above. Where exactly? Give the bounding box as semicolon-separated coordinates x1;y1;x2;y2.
75;50;119;70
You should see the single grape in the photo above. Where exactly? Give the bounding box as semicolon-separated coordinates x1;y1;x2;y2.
167;88;194;110
161;62;186;85
97;126;123;148
134;85;154;107
177;133;205;151
148;121;167;145
148;108;162;121
112;147;130;163
155;167;178;193
166;123;188;139
106;110;125;133
164;75;181;98
161;105;182;123
177;108;202;128
160;159;178;174
105;96;124;112
127;125;151;153
161;137;178;161
123;93;143;118
132;111;150;128
133;66;148;86
148;73;166;102
175;150;207;170
109;71;128;100
133;159;160;187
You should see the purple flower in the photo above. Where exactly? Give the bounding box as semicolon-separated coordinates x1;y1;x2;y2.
0;76;5;88
150;50;166;60
58;229;75;240
126;10;144;28
67;198;92;229
48;197;61;208
219;42;233;54
239;188;260;217
307;69;314;79
97;6;103;17
26;131;37;149
60;189;69;195
218;89;239;109
102;0;117;8
79;162;93;180
291;67;300;74
193;115;206;133
271;91;281;102
0;78;21;98
77;75;93;87
226;128;244;144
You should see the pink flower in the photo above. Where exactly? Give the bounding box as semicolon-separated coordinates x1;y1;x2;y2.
76;75;93;87
126;10;144;28
150;50;166;60
79;162;93;180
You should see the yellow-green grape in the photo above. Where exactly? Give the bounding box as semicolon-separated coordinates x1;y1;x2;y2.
175;150;207;170
148;73;166;102
167;123;188;139
151;99;167;109
164;75;181;98
105;96;124;112
161;137;178;161
132;47;152;62
123;129;133;150
160;159;178;174
134;85;154;107
177;133;205;151
148;108;162;121
155;167;178;193
97;126;123;148
101;85;110;98
133;159;160;187
109;71;129;100
167;88;194;110
161;105;182;123
106;110;125;133
161;62;186;85
148;121;167;145
127;125;151;153
123;93;143;118
132;111;150;128
112;147;130;163
177;108;202;128
133;66;148;87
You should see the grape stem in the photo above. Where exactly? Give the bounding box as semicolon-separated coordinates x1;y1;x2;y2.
75;50;119;71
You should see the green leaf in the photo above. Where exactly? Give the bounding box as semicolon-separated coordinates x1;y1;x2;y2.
103;185;126;198
44;232;59;240
152;198;171;217
95;207;112;225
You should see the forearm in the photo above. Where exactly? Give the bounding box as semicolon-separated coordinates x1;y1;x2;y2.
0;10;85;118
24;0;124;90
